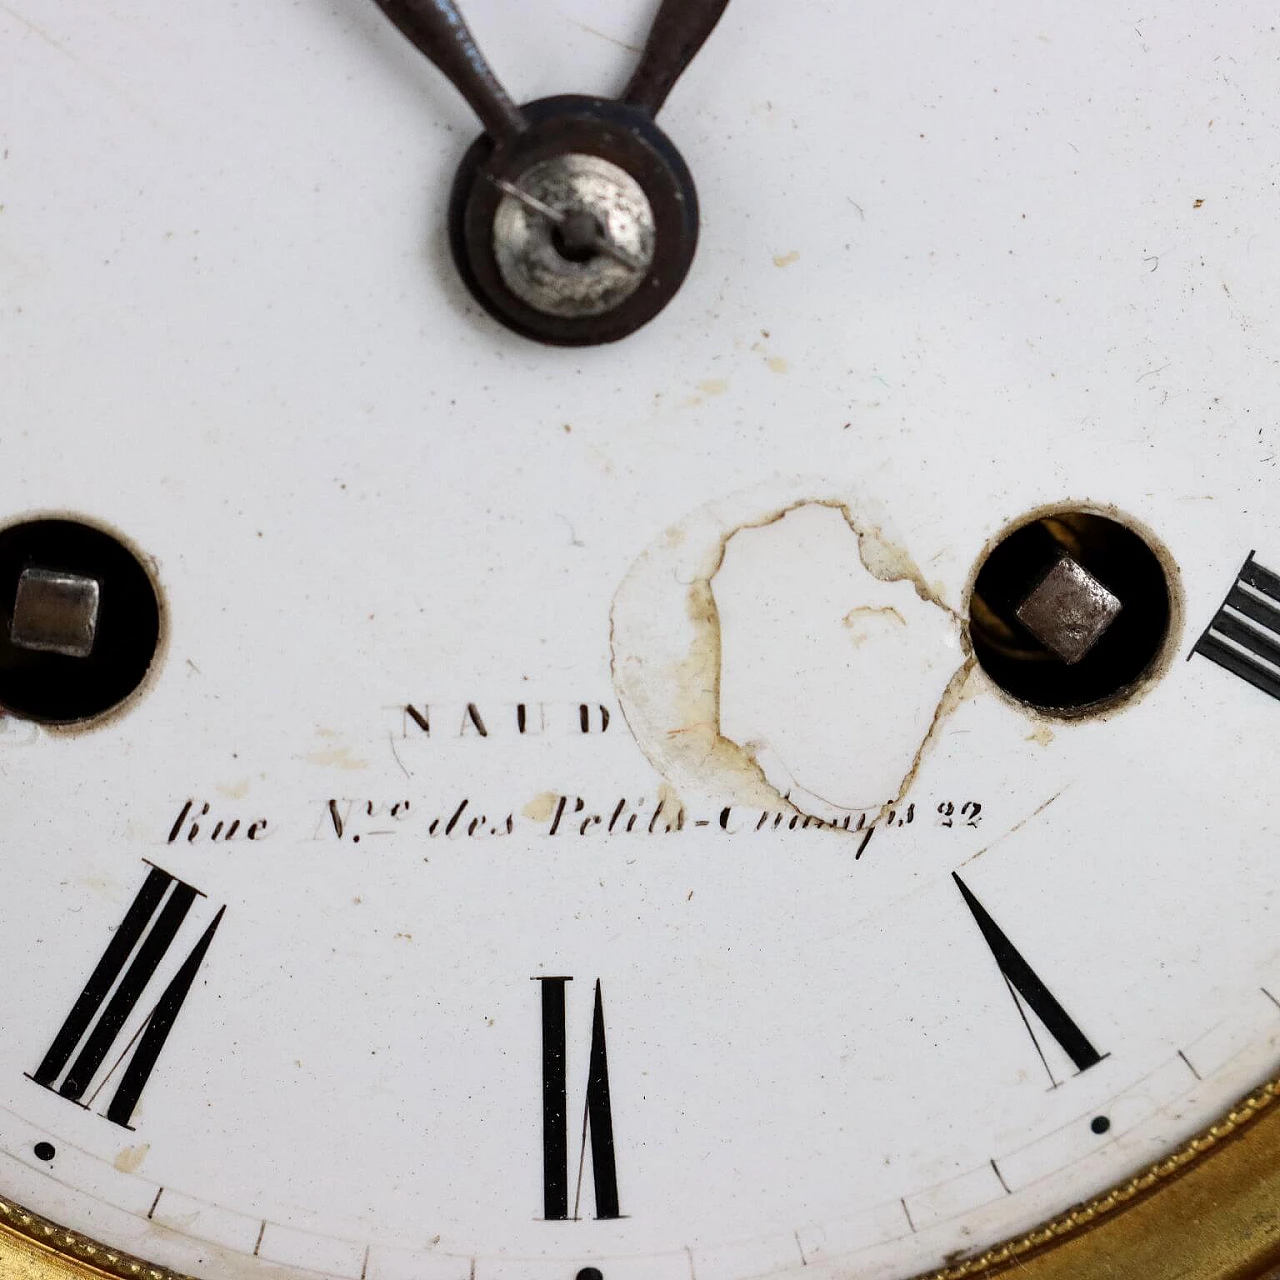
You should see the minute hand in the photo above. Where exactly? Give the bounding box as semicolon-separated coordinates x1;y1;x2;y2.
621;0;733;118
371;0;527;143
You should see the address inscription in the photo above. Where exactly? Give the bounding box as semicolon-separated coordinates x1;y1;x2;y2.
163;795;984;849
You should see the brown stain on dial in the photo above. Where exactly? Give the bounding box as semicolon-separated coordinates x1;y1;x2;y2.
884;657;979;821
112;1143;150;1174
610;496;972;826
522;791;560;822
844;604;907;636
668;573;782;809
304;742;369;771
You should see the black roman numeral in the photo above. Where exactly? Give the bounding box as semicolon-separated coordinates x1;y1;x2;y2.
953;873;1103;1086
1192;552;1280;702
29;864;224;1129
533;976;620;1221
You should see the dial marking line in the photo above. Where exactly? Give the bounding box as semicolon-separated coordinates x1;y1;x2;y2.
0;2;81;64
572;1098;589;1223
1003;973;1060;1091
572;20;643;54
900;1198;916;1233
1262;987;1280;1013
388;732;412;780
990;1157;1012;1195
146;1187;163;1220
83;997;161;1111
955;785;1072;872
253;1220;265;1257
1178;1049;1203;1082
793;1228;807;1265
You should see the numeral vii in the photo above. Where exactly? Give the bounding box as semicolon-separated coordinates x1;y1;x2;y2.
29;864;224;1129
953;874;1104;1087
533;976;621;1221
1192;552;1280;702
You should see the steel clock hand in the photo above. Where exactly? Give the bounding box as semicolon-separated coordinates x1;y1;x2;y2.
621;0;732;117
369;0;526;144
371;0;732;136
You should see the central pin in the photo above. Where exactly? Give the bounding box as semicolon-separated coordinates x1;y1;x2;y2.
492;155;656;319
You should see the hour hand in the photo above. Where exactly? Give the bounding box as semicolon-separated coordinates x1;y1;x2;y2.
621;0;732;118
370;0;527;143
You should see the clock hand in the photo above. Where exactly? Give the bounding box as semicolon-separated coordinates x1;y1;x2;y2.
621;0;732;117
370;0;527;144
376;0;721;343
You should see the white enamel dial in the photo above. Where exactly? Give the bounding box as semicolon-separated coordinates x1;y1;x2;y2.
2;2;1280;1279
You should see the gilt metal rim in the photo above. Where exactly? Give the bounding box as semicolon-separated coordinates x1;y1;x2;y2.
914;1074;1280;1280
0;1196;190;1280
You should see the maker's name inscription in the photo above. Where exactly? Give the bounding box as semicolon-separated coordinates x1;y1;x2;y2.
389;701;613;739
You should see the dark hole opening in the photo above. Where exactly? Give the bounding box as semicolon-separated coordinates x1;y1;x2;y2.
552;211;603;263
0;518;161;724
968;511;1171;714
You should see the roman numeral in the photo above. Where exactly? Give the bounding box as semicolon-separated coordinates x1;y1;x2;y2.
29;864;224;1129
953;873;1104;1086
1192;552;1280;702
533;976;620;1221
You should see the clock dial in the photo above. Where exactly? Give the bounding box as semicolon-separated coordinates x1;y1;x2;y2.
2;1;1280;1279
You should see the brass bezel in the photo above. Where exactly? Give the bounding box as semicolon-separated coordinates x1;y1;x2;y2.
4;1077;1280;1280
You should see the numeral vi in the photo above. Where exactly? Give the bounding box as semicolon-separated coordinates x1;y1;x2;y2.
534;976;621;1221
29;864;224;1129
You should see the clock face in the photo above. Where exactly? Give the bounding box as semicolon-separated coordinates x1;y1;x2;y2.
2;2;1280;1279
